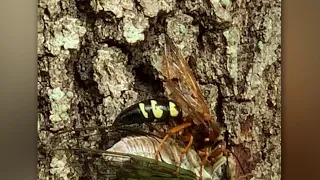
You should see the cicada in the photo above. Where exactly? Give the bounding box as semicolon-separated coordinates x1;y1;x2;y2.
52;123;229;180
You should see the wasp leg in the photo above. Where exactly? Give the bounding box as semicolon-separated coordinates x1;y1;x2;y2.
197;144;226;180
209;145;251;180
179;134;194;167
154;122;192;163
172;134;194;176
181;134;193;154
209;144;225;164
198;150;210;180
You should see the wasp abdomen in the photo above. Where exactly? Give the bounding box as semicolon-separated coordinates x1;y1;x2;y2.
113;98;182;126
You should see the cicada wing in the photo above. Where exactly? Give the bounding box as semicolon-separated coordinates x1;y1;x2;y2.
57;147;197;180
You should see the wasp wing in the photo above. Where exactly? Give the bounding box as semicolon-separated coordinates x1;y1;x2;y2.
162;35;220;134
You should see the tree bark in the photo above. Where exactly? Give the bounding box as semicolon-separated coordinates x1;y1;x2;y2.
38;0;281;179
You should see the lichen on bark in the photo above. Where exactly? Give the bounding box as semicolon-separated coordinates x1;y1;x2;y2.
38;0;281;179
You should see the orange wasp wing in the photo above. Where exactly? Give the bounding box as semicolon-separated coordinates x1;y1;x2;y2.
161;35;220;135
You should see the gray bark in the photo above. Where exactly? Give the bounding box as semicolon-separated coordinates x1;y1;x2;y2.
38;0;281;179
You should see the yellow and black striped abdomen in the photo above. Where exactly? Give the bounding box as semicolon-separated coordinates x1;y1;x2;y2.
113;98;182;126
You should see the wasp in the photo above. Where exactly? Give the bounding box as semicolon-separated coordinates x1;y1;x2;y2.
149;35;242;180
102;35;240;179
109;97;226;179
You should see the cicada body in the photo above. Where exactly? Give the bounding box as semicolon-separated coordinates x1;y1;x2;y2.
52;125;230;180
56;135;229;180
105;136;226;180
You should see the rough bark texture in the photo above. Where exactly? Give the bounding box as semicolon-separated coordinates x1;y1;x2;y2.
38;0;281;179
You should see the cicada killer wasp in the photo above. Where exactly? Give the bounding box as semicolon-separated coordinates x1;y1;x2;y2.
149;34;246;180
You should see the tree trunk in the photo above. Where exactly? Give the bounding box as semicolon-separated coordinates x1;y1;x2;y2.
38;0;281;179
